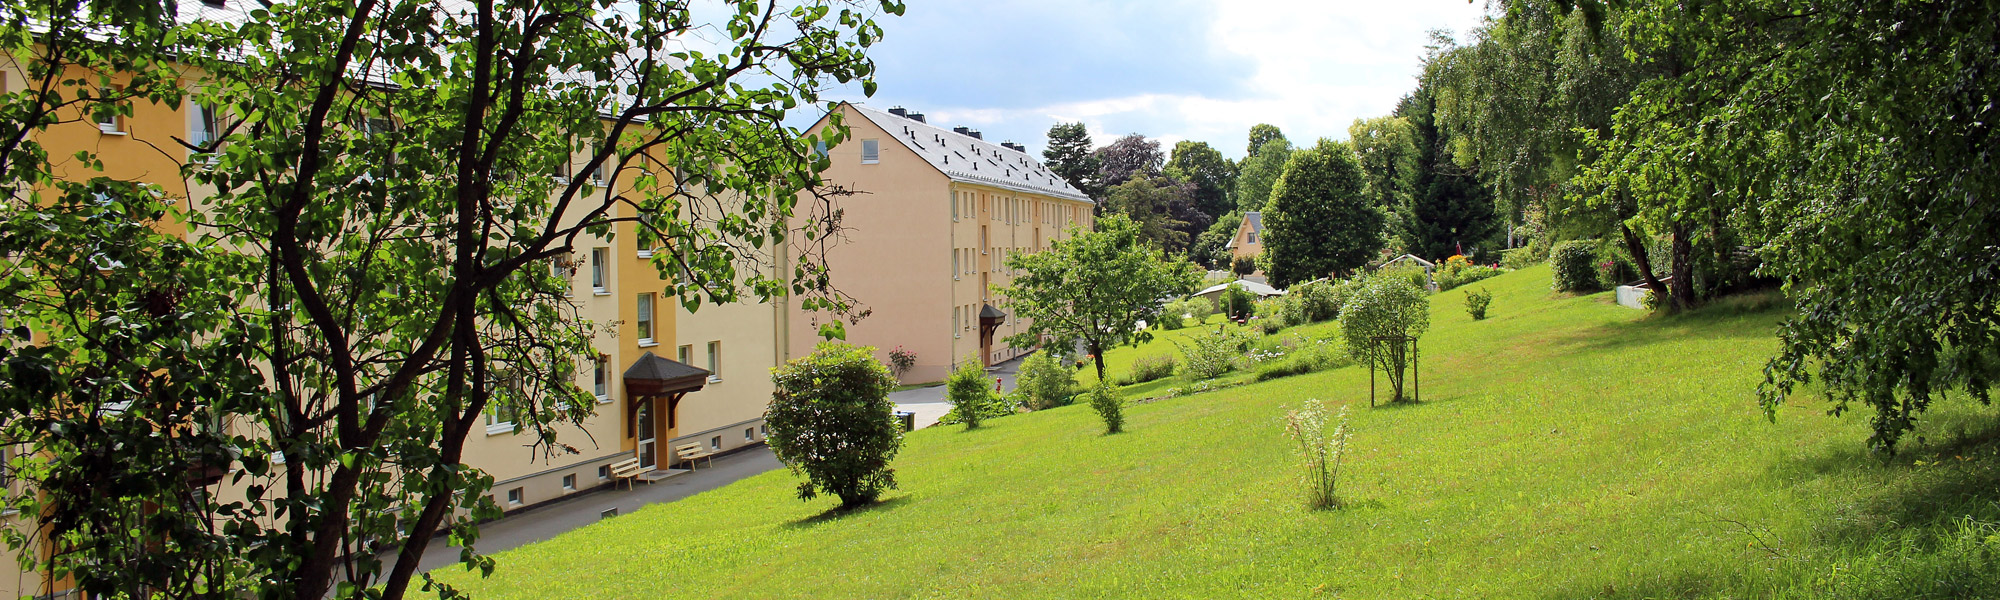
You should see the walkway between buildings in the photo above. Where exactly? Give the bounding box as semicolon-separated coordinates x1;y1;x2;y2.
889;356;1023;430
408;447;783;575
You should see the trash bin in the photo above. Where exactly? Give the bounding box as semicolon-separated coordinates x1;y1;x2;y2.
894;411;916;432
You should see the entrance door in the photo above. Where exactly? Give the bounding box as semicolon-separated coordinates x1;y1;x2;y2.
636;398;657;470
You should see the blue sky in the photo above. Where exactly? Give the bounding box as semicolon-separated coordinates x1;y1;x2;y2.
813;0;1492;160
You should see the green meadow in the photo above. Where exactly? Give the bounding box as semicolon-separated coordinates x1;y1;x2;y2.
432;265;2000;599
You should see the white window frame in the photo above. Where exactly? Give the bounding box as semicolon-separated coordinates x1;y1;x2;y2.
636;293;657;347
590;247;609;295
96;87;124;134
593;355;611;402
706;340;722;382
860;139;879;164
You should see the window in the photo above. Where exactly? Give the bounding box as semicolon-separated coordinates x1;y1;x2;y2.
561;474;576;491
96;87;124;134
952;250;959;279
591;159;614;186
590;248;609;294
953;307;961;338
677;344;692;364
1248;231;1259;244
761;424;769;437
189;102;221;146
860;139;879;164
812;140;828;159
598;465;612;480
636;293;656;345
554;158;573;182
745;427;755;441
950;191;959;221
485;401;517;434
706;341;721;380
709;435;721;451
593;356;610;401
506;487;524;506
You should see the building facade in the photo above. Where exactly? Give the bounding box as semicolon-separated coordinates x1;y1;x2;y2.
1227;211;1265;267
789;103;1096;383
0;53;783;599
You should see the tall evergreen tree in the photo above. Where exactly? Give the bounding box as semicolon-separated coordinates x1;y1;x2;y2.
1043;122;1101;199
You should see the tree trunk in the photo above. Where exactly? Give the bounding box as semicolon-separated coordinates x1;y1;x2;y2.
1670;217;1696;311
1619;223;1668;307
1090;340;1107;383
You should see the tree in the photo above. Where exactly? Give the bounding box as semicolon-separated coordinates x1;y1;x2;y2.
1404;167;1501;260
1342;275;1430;403
1348;116;1421;212
944;360;996;429
1233;137;1293;212
1165;140;1235;218
767;343;903;509
995;215;1199;382
1189;212;1242;269
0;0;895;597
1263;141;1383;287
1102;174;1206;255
1043;121;1102;199
1247;123;1286;157
1092;133;1165;192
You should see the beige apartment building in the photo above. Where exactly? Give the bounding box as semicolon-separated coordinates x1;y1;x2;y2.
1227;211;1265;267
790;103;1096;383
0;41;782;597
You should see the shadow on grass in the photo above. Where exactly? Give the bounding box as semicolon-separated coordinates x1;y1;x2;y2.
1543;417;2000;599
1542;297;1785;358
784;495;913;531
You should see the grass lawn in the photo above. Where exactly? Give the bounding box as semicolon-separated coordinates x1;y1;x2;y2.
431;265;2000;599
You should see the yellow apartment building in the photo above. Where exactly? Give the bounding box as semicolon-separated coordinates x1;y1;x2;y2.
0;36;785;598
790;103;1096;383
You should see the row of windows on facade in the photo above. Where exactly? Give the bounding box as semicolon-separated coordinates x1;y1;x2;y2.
951;189;1081;228
504;423;771;506
78;85;623;185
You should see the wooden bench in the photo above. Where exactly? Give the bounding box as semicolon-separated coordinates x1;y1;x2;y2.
609;457;647;489
675;443;714;470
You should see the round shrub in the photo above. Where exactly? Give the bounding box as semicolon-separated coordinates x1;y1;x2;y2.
1288;279;1341;322
1016;351;1077;410
1549;240;1600;293
945;360;999;429
1232;254;1257;276
766;343;901;509
1465;287;1493;320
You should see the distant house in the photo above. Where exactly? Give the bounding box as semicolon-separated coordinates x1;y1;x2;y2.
1191;279;1286;306
1225;211;1265;267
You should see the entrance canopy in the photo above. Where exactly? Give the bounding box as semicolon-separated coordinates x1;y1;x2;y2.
622;351;709;437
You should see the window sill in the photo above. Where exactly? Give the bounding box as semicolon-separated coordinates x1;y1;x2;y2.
861;160;879;165
638;339;658;348
707;375;722;384
637;250;653;259
592;288;610;296
486;422;517;436
99;129;128;136
595;395;612;404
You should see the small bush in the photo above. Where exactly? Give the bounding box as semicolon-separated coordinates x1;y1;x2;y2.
944;361;998;429
886;346;917;380
766;343;902;509
1594;245;1639;289
1281;399;1352;509
1088;382;1124;434
1253;298;1287;333
1181;296;1213;325
1500;247;1540;270
1465;287;1493;320
1288;280;1341;323
1220;283;1256;321
1550;240;1600;293
1180;326;1251;380
1437;265;1507;291
1126;354;1177;384
1232;254;1257;276
1015;351;1077;411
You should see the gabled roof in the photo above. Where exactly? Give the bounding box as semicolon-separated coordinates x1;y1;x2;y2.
1226;211;1265;249
846;104;1093;203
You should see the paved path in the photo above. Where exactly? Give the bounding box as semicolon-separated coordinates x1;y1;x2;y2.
411;447;783;575
889;356;1024;429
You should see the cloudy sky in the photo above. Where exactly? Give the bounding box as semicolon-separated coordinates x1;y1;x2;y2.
811;1;1492;160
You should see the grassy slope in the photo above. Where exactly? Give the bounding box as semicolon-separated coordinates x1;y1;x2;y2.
432;266;2000;599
